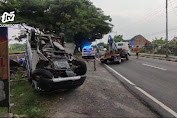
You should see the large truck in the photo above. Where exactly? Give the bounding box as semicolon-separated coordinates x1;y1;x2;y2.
100;35;130;64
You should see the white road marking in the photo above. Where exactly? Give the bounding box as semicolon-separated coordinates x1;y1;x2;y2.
103;63;177;117
135;87;177;117
142;63;167;71
104;64;135;86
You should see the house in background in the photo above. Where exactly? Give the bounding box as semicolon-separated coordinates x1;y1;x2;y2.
171;37;177;42
122;35;152;52
129;35;151;48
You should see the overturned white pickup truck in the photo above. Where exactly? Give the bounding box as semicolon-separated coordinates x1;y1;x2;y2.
25;30;87;92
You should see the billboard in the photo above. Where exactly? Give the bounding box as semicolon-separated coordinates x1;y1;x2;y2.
0;27;9;107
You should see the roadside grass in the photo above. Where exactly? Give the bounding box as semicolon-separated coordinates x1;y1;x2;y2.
132;53;177;61
9;50;25;54
10;69;50;117
0;108;8;116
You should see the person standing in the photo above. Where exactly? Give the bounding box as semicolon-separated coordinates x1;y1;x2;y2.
108;35;113;52
95;46;100;58
135;46;140;59
59;32;65;47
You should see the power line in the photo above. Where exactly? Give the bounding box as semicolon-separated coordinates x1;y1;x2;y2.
116;0;177;42
144;25;177;37
122;3;177;33
118;0;177;33
169;0;177;16
120;7;166;33
118;1;167;31
121;6;177;38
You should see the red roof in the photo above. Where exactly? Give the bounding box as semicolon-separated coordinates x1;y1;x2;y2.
172;37;177;42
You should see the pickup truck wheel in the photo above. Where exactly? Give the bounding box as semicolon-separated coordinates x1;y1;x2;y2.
126;54;129;60
32;69;53;80
101;59;107;64
32;69;53;91
73;60;87;75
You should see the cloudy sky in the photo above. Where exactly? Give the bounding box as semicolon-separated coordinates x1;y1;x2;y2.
8;26;27;44
8;0;177;44
91;0;177;43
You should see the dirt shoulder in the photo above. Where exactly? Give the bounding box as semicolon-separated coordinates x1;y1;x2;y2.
47;59;158;117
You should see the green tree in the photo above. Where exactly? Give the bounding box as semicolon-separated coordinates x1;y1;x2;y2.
152;37;166;48
152;37;167;54
114;35;124;42
168;39;177;55
97;42;107;48
9;43;26;52
0;0;113;47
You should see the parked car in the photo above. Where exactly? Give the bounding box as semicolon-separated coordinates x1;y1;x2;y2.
25;29;87;92
82;45;96;59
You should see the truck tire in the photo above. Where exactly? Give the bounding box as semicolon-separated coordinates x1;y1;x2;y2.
126;54;129;60
32;69;53;91
32;69;53;81
101;59;107;64
73;60;87;75
118;59;122;64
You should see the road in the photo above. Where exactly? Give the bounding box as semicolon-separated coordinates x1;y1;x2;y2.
9;53;24;60
47;60;157;117
107;56;177;116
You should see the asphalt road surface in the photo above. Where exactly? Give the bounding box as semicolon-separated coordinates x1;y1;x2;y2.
107;56;177;116
47;60;157;117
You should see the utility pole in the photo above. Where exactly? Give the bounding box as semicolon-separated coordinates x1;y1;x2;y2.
152;39;154;55
166;0;169;58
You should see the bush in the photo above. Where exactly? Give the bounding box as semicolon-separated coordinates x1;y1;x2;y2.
140;48;146;53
